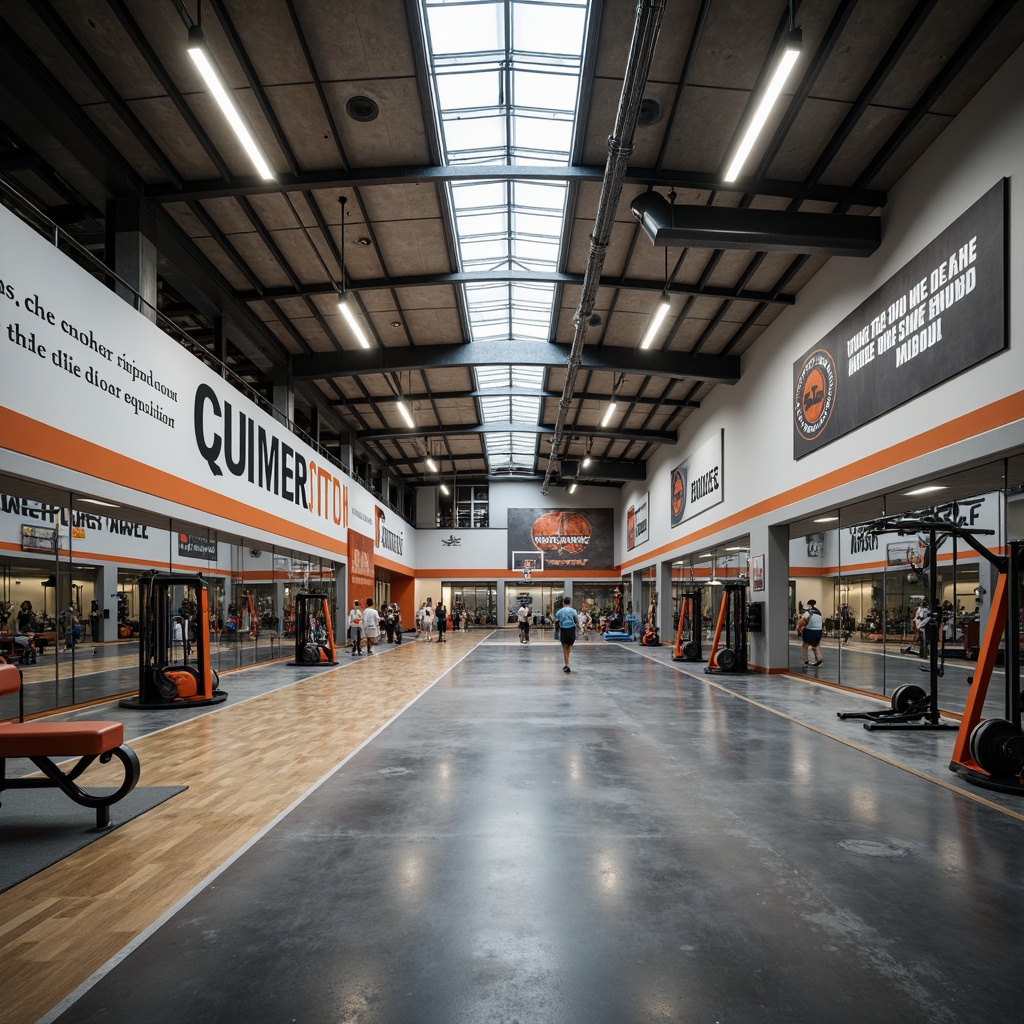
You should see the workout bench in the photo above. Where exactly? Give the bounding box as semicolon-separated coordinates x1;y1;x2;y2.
0;663;141;828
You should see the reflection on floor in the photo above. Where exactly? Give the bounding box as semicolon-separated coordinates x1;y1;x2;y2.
4;630;1020;1024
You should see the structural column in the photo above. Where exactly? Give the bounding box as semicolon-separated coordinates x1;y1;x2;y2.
747;522;791;672
107;198;158;323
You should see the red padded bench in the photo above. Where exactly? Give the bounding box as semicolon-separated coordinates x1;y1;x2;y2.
0;663;140;828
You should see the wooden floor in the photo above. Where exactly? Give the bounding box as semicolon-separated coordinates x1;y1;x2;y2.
0;631;485;1024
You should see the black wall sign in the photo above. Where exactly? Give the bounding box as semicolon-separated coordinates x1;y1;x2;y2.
793;180;1006;458
178;532;216;560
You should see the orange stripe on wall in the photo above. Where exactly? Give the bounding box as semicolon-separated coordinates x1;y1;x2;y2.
621;390;1024;570
1;408;348;559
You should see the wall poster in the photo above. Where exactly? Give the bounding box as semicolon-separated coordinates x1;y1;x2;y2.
793;180;1007;457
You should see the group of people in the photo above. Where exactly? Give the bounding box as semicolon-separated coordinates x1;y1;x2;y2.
414;601;451;642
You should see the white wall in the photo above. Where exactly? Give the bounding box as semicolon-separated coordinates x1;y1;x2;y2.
622;43;1024;569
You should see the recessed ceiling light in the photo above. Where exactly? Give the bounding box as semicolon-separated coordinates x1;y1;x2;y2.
725;546;748;551
346;96;379;122
79;498;120;508
813;516;839;523
904;485;948;496
699;552;713;558
391;321;401;328
357;237;372;246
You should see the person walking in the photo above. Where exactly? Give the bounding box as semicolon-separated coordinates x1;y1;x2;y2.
798;599;824;667
347;599;363;656
435;601;448;643
517;603;531;644
421;603;434;641
362;598;380;655
554;596;580;673
914;599;932;659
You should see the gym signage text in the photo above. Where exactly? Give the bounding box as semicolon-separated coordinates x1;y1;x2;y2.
793;180;1006;457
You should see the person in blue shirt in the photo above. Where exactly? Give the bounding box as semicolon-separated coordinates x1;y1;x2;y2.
554;596;581;674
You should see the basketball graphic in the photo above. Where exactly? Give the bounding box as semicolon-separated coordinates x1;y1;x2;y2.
532;510;592;555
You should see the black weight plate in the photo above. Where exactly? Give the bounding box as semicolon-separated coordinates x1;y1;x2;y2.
969;718;1024;779
891;683;927;713
717;648;738;671
301;643;320;664
681;641;700;660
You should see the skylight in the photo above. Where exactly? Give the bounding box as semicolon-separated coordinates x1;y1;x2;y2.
420;0;590;476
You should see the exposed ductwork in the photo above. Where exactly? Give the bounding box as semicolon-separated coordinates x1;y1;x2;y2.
540;0;668;495
630;191;881;257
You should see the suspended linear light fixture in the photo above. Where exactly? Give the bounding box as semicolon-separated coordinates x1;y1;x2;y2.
186;10;274;180
568;482;578;495
426;457;438;473
396;401;416;430
722;4;801;184
639;238;671;350
440;482;450;496
337;196;371;348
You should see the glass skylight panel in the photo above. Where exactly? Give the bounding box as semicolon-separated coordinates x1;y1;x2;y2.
510;366;544;388
426;3;502;55
420;0;589;474
512;71;579;111
476;366;513;389
480;395;511;422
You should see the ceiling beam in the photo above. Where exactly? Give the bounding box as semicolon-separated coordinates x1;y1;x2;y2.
332;387;701;409
560;459;647;481
356;422;677;445
631;192;881;257
237;271;794;306
143;163;886;209
293;341;740;384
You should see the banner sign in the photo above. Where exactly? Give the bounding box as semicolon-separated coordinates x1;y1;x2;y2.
507;508;614;570
348;529;375;602
177;533;217;560
670;431;724;528
793;180;1006;457
626;492;650;550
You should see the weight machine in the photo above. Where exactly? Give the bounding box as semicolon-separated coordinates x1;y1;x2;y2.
672;588;704;661
120;571;227;710
705;583;748;673
838;514;982;731
949;540;1023;793
290;592;337;665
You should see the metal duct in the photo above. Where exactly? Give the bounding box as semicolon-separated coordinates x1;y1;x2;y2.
540;0;668;495
630;191;881;257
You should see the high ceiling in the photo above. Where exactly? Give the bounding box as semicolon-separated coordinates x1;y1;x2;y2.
1;0;1021;498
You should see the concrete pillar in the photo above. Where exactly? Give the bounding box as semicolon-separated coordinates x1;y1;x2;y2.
107;198;158;323
272;383;294;429
747;522;790;672
213;316;228;377
496;580;506;630
94;563;119;643
658;559;675;640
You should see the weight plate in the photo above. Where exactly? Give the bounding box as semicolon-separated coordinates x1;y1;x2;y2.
891;683;927;713
681;641;700;660
969;718;1024;779
717;648;738;672
301;643;320;664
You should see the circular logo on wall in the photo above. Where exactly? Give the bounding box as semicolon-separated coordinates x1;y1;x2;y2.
670;467;686;524
794;349;838;442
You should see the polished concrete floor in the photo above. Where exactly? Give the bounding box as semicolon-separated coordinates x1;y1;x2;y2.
41;634;1024;1024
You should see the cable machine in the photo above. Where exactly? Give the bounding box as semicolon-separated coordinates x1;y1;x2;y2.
120;571;227;709
672;588;704;661
838;514;978;731
949;539;1023;792
705;583;748;673
290;592;337;665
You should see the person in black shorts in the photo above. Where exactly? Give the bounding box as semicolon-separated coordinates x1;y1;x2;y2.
554;596;580;673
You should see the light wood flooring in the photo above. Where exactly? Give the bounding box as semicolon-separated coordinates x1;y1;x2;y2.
0;631;486;1024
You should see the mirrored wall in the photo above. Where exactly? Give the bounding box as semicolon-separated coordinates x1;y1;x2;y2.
788;457;1023;719
0;476;340;719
